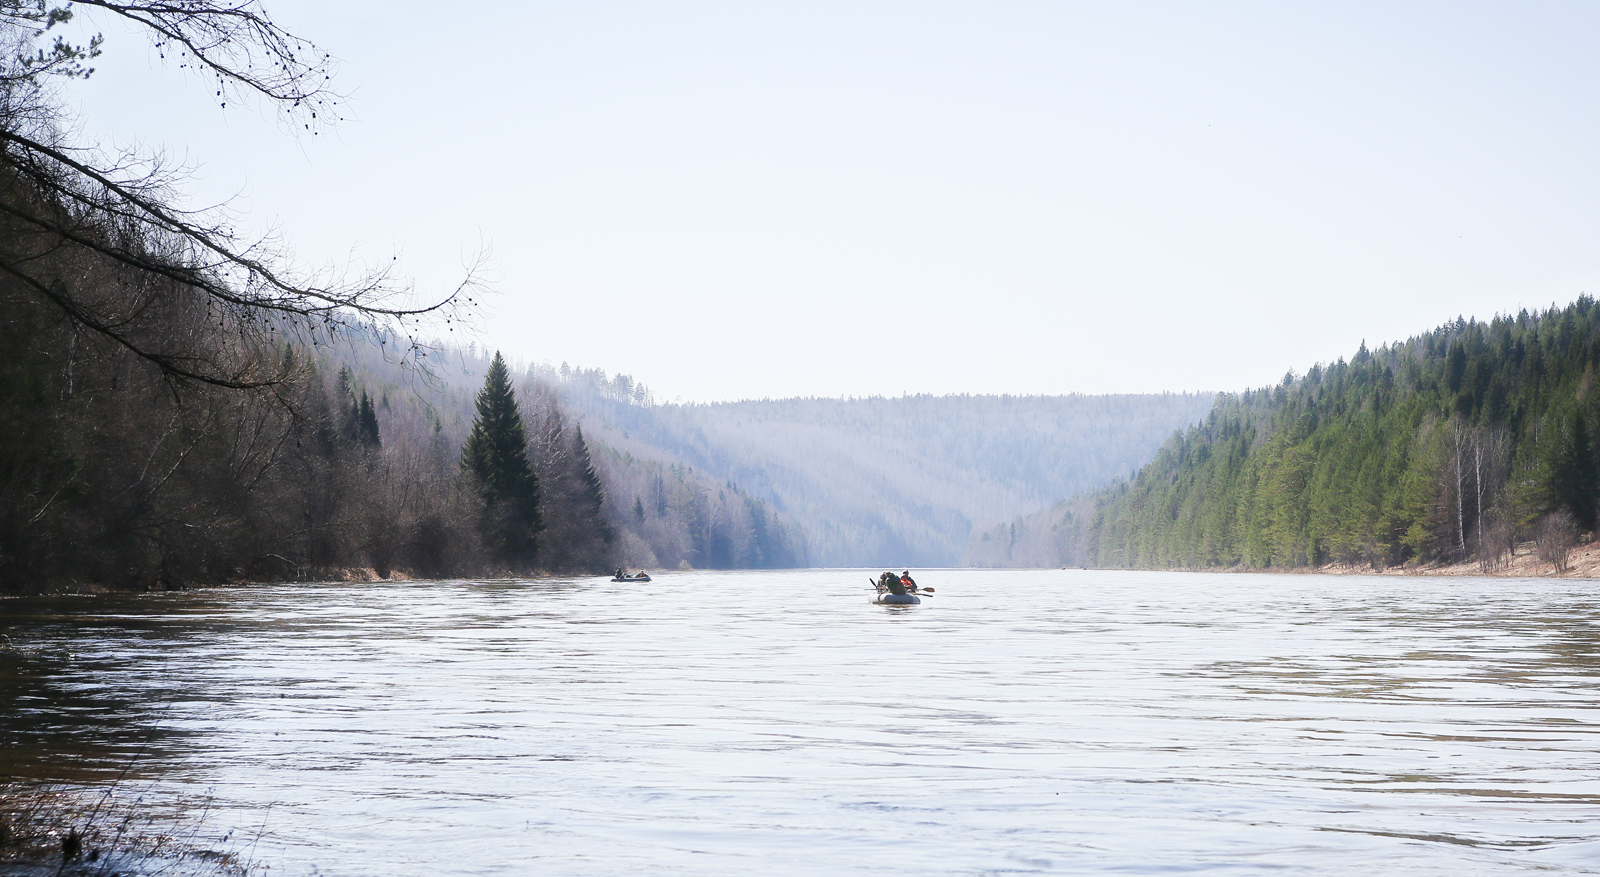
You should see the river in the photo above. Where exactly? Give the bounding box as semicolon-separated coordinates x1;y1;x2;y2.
3;569;1600;875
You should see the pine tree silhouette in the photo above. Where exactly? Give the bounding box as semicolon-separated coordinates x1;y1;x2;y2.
462;352;541;567
572;426;615;553
358;391;381;448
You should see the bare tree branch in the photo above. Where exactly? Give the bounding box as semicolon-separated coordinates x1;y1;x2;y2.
0;1;481;389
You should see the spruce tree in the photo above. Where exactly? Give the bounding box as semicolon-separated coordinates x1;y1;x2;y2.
1553;409;1598;532
357;391;381;449
462;352;541;567
572;426;615;553
336;365;360;444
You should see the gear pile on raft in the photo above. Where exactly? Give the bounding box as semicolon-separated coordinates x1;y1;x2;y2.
870;570;930;605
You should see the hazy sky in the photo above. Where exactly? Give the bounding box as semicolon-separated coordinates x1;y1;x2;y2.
59;1;1600;401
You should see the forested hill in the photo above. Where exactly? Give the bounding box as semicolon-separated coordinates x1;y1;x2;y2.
985;298;1600;571
437;350;805;572
541;375;1214;567
0;0;800;589
1;311;803;591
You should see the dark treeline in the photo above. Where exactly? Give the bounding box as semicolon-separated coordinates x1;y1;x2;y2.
983;299;1600;571
0;296;628;591
0;2;633;592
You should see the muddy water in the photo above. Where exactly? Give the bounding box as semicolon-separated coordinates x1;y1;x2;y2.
4;569;1600;875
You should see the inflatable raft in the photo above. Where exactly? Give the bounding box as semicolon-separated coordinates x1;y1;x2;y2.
871;592;920;606
612;574;651;583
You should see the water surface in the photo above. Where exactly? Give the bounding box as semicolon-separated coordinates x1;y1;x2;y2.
4;569;1600;875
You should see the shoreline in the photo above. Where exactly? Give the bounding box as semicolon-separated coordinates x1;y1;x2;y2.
1079;543;1600;579
6;556;1597;600
0;566;595;599
0;783;248;877
1314;543;1600;578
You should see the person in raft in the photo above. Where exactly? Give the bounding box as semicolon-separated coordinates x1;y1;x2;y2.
878;571;908;595
900;570;918;592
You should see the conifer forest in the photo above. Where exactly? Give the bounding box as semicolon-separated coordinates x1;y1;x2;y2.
975;299;1600;572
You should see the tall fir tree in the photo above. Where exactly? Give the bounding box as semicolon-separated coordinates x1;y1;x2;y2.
335;365;360;445
1553;408;1598;532
357;391;381;449
572;426;616;557
461;352;542;567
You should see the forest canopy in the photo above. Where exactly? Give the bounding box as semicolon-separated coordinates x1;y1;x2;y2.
984;299;1600;572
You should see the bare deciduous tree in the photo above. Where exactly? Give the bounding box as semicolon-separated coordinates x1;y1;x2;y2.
0;1;476;389
1536;510;1578;574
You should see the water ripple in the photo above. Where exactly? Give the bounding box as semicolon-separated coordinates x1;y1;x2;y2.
4;570;1600;874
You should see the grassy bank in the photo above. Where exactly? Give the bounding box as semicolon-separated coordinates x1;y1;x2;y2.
0;782;251;877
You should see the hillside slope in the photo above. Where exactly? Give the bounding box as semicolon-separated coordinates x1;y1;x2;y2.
414;349;806;572
986;299;1600;571
548;375;1213;567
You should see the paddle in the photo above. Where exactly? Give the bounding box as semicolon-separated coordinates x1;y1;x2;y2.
867;577;934;596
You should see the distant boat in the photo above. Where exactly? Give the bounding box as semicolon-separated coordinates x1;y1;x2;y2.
612;573;652;583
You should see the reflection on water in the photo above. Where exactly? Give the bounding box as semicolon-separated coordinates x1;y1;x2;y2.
4;570;1600;875
0;594;212;784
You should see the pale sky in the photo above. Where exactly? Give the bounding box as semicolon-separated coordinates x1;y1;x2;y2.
59;1;1600;402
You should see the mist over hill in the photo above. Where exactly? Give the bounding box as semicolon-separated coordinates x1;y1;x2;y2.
542;367;1214;567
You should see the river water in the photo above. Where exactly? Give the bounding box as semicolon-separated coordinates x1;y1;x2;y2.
4;569;1600;875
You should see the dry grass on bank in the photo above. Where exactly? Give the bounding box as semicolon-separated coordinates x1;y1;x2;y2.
1317;542;1600;578
0;783;250;877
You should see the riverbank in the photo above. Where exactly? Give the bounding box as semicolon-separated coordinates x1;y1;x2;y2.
0;565;605;598
1078;543;1600;579
0;784;248;877
1317;542;1600;578
0;566;400;598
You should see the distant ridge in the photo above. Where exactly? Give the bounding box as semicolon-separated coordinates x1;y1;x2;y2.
547;375;1213;567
